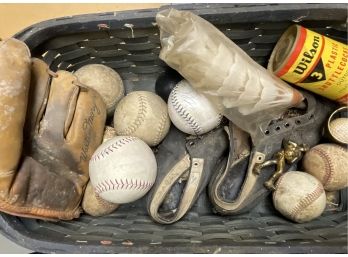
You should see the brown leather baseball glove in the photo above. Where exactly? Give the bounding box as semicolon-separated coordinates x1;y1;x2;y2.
0;38;106;220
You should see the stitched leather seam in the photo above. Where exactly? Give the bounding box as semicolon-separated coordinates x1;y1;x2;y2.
171;86;203;135
116;94;147;135
0;170;15;178
290;184;324;220
311;148;334;187
91;137;136;162
273;173;286;204
109;76;125;108
94;178;153;194
152;112;168;145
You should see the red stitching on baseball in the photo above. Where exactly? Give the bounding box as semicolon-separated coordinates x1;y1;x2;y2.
273;173;286;201
103;183;107;191
106;180;111;191
311;147;334;187
97;184;103;193
90;137;137;163
115;178;120;189
95;185;101;193
96;183;103;194
129;179;134;189
289;184;324;220
94;179;153;194
126;179;130;189
110;179;115;190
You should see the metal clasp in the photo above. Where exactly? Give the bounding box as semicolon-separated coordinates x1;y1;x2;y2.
253;140;309;191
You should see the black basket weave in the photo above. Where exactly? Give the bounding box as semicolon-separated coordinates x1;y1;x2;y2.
1;3;347;254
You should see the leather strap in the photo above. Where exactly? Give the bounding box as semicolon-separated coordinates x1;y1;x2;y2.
209;122;252;213
148;154;205;224
211;151;262;213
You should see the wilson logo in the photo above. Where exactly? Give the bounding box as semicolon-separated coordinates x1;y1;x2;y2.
294;35;321;75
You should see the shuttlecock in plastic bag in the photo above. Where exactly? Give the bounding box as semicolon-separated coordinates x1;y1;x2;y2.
156;8;304;141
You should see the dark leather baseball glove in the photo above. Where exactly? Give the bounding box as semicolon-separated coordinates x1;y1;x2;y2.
0;38;106;220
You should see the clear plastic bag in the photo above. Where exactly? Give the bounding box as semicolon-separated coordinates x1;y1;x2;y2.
156;8;304;144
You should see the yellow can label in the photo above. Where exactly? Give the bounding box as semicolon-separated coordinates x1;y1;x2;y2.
276;26;348;104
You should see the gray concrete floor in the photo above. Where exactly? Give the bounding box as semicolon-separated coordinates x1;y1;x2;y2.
0;231;30;254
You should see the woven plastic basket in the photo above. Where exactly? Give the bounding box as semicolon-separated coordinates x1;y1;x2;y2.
0;3;347;254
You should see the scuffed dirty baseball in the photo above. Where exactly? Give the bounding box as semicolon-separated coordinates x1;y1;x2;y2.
273;171;326;223
82;181;119;217
329;118;348;144
75;64;124;116
167;80;222;135
303;144;348;191
113;91;170;146
103;126;117;143
89;136;157;204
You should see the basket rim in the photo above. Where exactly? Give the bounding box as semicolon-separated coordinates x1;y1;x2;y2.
13;3;347;50
0;213;347;254
1;2;347;253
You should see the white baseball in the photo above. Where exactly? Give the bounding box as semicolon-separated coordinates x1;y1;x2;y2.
303;144;348;191
273;171;326;223
113;91;170;146
168;80;222;135
75;64;124;116
330;118;348;144
89;136;157;204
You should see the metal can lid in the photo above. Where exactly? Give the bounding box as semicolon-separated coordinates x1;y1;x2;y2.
268;25;301;76
324;106;348;145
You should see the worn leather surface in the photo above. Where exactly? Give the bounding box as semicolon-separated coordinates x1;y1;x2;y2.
147;126;228;224
150;126;188;214
210;91;337;215
0;38;31;201
0;50;106;220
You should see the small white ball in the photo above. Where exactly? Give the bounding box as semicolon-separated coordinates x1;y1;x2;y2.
273;171;326;223
167;80;222;135
75;64;124;116
89;136;157;204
